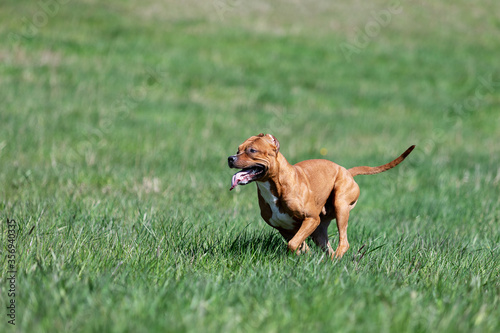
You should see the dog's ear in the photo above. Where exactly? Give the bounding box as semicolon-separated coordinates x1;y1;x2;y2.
266;134;280;153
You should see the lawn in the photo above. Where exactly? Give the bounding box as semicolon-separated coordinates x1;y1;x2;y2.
1;0;499;332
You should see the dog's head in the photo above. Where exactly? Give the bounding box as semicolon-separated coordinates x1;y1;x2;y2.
228;133;280;190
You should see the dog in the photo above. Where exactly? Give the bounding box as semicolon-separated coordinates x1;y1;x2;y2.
228;133;415;259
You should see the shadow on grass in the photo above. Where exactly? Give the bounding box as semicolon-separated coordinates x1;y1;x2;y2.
160;218;288;259
225;229;286;257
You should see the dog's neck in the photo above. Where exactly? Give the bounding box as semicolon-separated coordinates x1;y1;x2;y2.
259;152;296;198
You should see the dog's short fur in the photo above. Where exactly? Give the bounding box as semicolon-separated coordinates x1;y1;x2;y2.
228;133;415;258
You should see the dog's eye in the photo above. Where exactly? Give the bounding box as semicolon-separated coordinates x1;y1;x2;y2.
249;148;258;153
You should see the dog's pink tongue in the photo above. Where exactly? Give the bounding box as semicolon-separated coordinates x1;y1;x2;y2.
230;174;238;191
230;171;246;191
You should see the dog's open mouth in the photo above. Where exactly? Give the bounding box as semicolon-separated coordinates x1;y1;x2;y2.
230;165;266;191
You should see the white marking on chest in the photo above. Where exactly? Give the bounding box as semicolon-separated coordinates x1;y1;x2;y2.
257;182;296;230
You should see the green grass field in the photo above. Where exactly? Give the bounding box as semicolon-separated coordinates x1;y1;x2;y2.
1;0;499;332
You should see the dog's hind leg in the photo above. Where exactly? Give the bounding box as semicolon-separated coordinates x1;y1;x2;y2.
333;206;350;258
333;180;360;258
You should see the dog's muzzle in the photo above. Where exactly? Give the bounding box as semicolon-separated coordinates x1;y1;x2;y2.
228;155;237;168
228;151;267;190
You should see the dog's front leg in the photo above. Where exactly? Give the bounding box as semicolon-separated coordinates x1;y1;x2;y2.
279;229;309;254
288;217;320;254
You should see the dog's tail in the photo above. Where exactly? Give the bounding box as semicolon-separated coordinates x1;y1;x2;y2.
348;145;415;177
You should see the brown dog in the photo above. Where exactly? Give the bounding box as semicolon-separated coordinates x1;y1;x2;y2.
228;133;415;259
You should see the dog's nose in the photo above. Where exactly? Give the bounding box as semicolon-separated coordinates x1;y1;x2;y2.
228;155;236;167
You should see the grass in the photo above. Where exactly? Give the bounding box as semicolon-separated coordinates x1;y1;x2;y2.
1;0;499;332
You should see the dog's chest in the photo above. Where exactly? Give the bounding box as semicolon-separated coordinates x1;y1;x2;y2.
257;182;297;230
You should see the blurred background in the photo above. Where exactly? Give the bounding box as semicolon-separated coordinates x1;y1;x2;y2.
2;0;499;204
